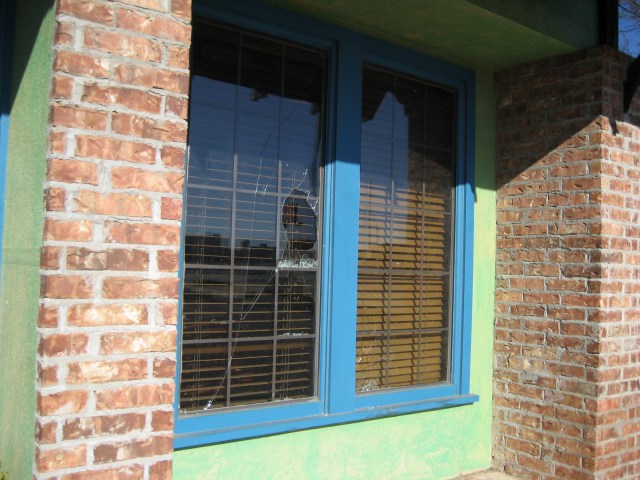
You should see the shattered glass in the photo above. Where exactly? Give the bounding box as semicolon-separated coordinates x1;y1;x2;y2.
179;22;325;412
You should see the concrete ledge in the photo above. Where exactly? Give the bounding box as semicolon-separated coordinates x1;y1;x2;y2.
456;470;518;479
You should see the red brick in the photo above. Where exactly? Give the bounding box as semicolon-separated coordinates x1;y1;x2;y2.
166;95;189;118
45;187;66;212
160;146;185;168
73;190;152;217
68;304;148;327
39;332;89;357
94;435;173;464
119;0;166;12
161;197;182;220
55;21;75;46
112;113;188;142
50;131;67;154
84;27;162;63
68;358;148;384
51;104;108;130
38;390;89;415
117;8;191;43
36;420;58;444
171;0;191;20
100;330;176;354
157;302;178;325
102;277;178;299
113;63;189;94
153;357;176;378
41;274;93;299
37;445;87;472
82;83;162;114
38;305;59;328
150;459;173;480
63;413;146;440
49;158;98;184
168;45;189;69
44;218;93;241
157;249;179;272
553;466;592;480
95;383;174;410
41;246;61;270
66;247;106;270
517;455;553;475
52;75;74;99
151;409;174;431
108;249;149;271
54;50;109;78
111;166;184;193
506;437;541;457
547;279;587;292
76;135;155;163
39;363;59;387
61;465;144;480
105;221;180;246
58;0;115;25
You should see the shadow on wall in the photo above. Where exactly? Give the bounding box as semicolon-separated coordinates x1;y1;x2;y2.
3;0;54;113
495;46;639;192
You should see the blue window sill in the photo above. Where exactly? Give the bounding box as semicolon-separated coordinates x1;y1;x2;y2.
174;393;479;448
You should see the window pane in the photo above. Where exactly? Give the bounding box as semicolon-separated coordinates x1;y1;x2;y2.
180;21;325;413
356;65;455;393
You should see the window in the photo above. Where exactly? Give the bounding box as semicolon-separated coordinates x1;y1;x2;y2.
180;20;325;412
356;66;456;392
175;0;476;447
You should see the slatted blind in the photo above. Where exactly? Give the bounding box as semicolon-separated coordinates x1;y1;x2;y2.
356;65;455;392
180;20;325;412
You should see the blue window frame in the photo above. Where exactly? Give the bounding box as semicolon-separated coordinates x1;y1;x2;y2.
175;0;476;448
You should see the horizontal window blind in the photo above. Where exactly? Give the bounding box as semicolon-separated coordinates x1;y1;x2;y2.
180;20;326;412
356;65;456;393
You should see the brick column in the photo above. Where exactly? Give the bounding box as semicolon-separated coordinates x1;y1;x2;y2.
495;46;640;479
36;1;190;478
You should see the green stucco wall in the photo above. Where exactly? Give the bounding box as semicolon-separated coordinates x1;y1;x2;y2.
173;69;497;480
0;1;54;478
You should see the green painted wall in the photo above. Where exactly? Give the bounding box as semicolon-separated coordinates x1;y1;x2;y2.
173;69;497;480
0;1;54;478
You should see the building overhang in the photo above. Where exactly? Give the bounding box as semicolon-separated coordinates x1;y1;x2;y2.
265;0;603;70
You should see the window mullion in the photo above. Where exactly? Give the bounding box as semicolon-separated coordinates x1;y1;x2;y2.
324;40;361;414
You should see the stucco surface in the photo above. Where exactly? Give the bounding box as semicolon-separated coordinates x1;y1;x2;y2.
173;70;497;480
0;1;54;478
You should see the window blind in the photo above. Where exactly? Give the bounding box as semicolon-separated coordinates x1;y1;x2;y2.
356;65;455;392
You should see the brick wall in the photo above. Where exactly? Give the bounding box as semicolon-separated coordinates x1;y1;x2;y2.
495;46;640;479
36;1;191;478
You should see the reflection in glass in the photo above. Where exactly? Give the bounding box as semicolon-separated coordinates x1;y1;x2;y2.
356;64;456;392
180;20;325;412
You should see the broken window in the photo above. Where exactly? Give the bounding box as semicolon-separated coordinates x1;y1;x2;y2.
179;20;325;412
176;4;476;447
